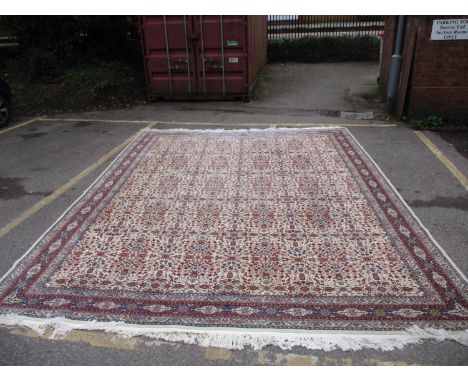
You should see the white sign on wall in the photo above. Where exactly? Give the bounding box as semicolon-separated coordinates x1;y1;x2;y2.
431;19;468;40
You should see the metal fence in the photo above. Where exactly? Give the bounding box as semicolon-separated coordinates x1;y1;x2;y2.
268;15;385;40
0;25;17;49
0;35;17;48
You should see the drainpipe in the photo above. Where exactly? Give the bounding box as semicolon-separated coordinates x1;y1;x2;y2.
386;16;406;113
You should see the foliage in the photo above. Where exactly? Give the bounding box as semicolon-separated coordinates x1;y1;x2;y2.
0;16;140;81
267;36;380;63
62;63;115;98
411;116;445;130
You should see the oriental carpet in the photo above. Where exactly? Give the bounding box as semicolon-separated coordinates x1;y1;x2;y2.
0;128;467;346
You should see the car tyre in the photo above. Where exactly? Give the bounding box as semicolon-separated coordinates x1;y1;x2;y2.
0;93;11;128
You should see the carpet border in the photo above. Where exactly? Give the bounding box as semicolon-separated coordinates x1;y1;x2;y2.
343;128;467;284
0;126;346;294
0;129;147;286
0;126;466;350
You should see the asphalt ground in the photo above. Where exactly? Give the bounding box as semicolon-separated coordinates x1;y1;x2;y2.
0;63;467;365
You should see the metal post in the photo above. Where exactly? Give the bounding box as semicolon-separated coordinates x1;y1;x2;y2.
386;16;406;113
163;16;173;95
220;16;226;97
183;15;192;95
139;17;151;101
199;16;207;95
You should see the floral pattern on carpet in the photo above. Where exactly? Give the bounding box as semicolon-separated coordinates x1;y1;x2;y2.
0;128;467;331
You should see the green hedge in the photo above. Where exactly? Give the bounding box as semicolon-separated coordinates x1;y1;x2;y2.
268;36;380;63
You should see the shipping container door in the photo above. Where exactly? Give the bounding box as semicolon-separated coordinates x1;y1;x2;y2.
142;16;196;96
192;16;248;96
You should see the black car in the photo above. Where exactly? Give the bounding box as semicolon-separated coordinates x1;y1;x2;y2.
0;79;12;128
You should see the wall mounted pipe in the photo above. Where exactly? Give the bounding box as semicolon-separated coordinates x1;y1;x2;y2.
386;16;406;113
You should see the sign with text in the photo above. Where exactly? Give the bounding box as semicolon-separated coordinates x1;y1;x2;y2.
431;19;468;40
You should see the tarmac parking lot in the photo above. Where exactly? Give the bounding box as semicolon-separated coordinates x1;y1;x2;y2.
0;62;467;365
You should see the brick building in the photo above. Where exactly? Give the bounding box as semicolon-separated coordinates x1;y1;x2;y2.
379;16;468;120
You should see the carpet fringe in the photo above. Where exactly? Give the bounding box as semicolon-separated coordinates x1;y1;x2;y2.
141;126;345;133
0;314;466;351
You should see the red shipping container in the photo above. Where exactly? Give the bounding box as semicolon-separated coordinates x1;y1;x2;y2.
140;16;267;100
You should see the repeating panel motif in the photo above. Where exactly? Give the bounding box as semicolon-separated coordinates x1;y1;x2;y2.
0;129;467;331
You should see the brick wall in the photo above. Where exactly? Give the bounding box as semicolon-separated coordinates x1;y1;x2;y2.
380;15;468;120
407;16;468;120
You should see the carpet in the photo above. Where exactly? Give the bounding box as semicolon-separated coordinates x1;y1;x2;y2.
0;127;467;350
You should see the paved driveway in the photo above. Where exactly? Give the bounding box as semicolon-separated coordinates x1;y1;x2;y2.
0;62;467;365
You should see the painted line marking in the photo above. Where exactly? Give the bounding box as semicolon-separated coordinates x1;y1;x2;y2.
415;131;468;192
153;121;397;127
0;128;144;240
0;116;46;135
0;116;392;238
43;117;150;124
147;121;158;129
41;117;397;128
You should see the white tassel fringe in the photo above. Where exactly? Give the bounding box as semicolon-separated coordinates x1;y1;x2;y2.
0;314;466;351
141;126;345;133
1;126;466;352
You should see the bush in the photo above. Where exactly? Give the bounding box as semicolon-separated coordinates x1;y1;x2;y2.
267;36;380;63
0;16;140;81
